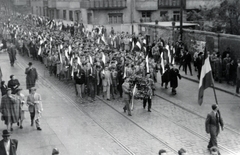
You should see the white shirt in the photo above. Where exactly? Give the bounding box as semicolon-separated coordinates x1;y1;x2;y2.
4;140;10;155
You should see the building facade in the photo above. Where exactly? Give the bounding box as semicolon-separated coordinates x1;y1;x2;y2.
30;0;221;25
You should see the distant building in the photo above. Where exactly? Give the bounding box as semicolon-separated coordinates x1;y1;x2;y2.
30;0;222;28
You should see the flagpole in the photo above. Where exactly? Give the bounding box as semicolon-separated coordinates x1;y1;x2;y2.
212;81;218;105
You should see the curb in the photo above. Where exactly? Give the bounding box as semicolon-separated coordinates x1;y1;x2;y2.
181;75;240;98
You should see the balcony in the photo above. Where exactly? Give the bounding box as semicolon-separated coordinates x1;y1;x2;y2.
135;0;158;11
158;0;186;9
80;0;127;10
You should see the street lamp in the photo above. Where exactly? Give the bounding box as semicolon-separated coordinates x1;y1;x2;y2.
172;21;175;44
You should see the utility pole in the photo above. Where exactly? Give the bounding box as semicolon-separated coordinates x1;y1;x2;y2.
180;0;183;42
131;0;134;34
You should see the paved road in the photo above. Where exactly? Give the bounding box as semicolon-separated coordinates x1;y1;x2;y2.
0;52;239;155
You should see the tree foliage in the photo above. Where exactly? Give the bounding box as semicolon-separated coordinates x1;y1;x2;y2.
187;0;240;35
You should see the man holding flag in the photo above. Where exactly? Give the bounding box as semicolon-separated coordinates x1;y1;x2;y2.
198;46;224;150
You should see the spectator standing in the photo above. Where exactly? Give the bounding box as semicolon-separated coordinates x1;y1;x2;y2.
7;41;16;67
184;49;193;76
0;130;18;155
122;78;131;116
169;64;181;95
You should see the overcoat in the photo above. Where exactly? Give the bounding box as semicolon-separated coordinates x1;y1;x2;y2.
25;67;38;89
0;139;18;155
169;68;181;88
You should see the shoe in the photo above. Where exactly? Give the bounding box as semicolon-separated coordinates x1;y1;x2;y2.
165;86;168;89
37;127;42;131
143;106;145;109
17;122;19;126
128;114;132;116
148;110;151;112
123;108;126;113
31;121;33;126
107;99;110;101
20;126;23;129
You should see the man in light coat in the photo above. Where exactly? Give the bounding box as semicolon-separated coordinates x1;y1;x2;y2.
101;65;112;100
27;87;43;130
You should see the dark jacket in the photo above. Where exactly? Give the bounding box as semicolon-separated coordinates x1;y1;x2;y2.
7;79;20;94
0;139;18;155
205;110;224;135
169;68;181;88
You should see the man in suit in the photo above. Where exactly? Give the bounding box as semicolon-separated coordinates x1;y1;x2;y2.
27;87;43;130
0;130;18;155
7;41;16;67
205;104;224;149
101;65;112;100
7;75;20;94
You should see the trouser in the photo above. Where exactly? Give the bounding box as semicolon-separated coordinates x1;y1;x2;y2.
184;62;192;75
88;82;95;100
118;83;123;97
35;111;42;128
123;99;131;115
76;84;84;98
143;97;152;110
30;108;35;124
236;79;240;93
208;131;218;148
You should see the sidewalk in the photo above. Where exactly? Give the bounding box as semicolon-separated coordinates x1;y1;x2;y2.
176;63;238;97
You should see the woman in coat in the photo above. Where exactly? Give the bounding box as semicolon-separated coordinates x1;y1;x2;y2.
169;64;181;95
25;62;38;93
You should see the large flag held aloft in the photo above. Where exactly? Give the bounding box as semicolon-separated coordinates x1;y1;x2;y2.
198;47;214;105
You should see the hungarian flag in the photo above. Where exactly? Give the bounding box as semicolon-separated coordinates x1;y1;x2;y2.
198;47;214;105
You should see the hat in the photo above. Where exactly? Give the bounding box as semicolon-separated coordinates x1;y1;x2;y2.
28;62;33;66
30;87;37;91
2;130;10;137
52;148;59;154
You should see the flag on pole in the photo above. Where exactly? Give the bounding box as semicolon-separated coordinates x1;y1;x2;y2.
102;52;106;64
38;46;42;55
89;55;93;65
77;56;81;66
68;45;72;53
136;41;141;49
198;47;214;105
146;55;149;73
161;52;165;73
131;84;138;110
65;49;69;60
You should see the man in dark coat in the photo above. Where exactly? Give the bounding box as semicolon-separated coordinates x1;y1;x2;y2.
7;75;20;94
169;64;181;95
25;62;38;93
7;42;16;67
205;104;224;149
0;130;18;155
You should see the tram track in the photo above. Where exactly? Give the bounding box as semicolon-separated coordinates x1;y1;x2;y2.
16;59;136;155
15;55;239;155
153;94;238;155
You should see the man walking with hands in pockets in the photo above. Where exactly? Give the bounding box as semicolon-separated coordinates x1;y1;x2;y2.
27;87;43;130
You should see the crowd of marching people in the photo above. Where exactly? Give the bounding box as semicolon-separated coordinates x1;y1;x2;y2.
0;12;232;155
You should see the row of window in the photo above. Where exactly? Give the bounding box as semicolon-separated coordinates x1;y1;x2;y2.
142;11;180;21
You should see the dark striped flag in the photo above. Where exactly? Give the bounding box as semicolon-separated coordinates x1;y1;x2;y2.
198;47;214;105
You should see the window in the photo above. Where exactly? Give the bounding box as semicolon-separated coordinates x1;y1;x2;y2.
63;10;66;20
87;13;93;24
142;11;151;22
56;10;59;19
69;11;73;21
108;13;123;24
160;11;168;17
173;11;180;21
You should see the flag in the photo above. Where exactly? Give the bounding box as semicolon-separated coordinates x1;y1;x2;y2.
161;52;165;73
166;45;171;65
38;46;42;56
102;52;106;64
65;49;69;60
198;47;214;105
136;41;141;49
131;84;138;110
68;45;72;53
146;55;149;73
101;35;108;45
77;56;81;66
89;55;93;65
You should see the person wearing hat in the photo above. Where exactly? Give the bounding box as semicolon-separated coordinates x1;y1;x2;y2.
0;88;18;131
205;104;224;149
25;62;38;93
52;148;59;155
7;75;20;94
26;87;43;130
0;130;18;155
